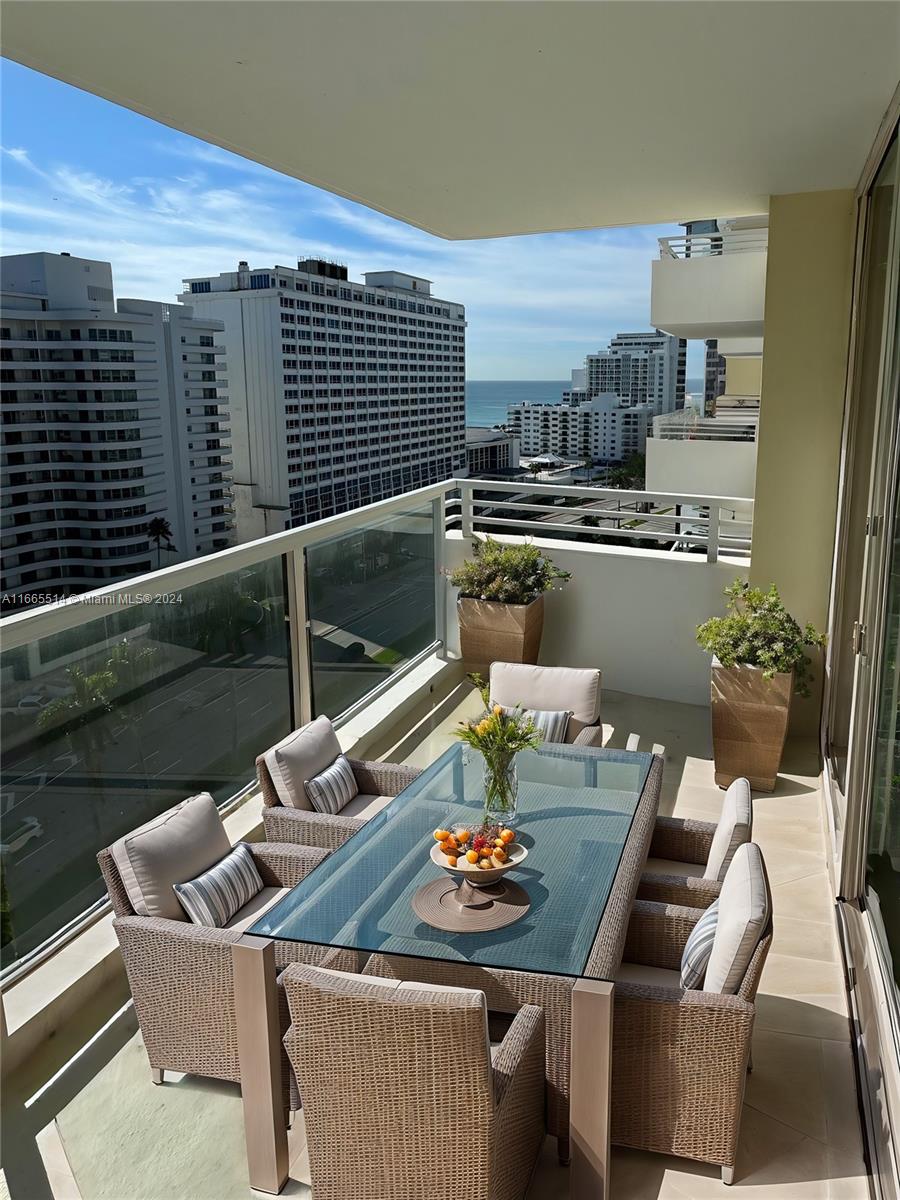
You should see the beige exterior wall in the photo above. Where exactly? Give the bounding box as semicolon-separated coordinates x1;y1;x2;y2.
725;356;763;398
751;189;855;732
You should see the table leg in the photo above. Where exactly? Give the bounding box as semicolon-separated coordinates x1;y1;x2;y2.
233;935;289;1195
570;978;614;1200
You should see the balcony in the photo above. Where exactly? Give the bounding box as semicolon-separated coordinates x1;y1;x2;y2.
0;479;862;1200
650;226;768;341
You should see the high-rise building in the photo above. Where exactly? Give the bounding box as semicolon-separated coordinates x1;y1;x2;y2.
703;339;727;414
0;253;233;604
508;393;652;462
582;330;685;414
179;259;466;539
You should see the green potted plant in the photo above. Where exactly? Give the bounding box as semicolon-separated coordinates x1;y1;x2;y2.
448;536;571;672
697;580;826;791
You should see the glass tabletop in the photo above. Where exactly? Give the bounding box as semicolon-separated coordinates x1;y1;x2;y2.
250;742;652;978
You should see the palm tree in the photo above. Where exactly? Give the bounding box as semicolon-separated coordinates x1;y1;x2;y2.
147;517;176;570
527;461;543;481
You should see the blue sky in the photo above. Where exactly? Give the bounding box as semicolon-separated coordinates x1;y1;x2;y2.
1;60;704;380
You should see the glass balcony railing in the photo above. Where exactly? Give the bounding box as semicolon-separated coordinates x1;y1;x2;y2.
0;477;753;976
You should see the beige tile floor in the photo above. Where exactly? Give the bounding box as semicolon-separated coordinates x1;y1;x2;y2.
30;687;867;1200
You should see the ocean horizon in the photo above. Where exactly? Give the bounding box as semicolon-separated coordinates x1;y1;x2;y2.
466;378;706;427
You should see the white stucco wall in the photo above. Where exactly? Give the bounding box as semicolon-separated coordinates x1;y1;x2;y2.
444;531;749;706
646;438;757;508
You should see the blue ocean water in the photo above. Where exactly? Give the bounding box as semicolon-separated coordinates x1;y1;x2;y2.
466;378;707;426
466;380;568;427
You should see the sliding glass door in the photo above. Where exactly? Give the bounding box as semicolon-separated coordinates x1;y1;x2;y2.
827;126;900;1200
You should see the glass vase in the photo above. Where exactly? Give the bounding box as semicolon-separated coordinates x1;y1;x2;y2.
482;756;518;825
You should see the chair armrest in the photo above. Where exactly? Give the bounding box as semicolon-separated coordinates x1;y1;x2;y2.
262;805;364;849
649;815;716;865
637;873;722;909
493;1004;546;1171
572;723;604;749
249;842;330;888
623;899;704;970
347;758;421;797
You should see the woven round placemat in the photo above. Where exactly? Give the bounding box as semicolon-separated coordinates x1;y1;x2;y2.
411;876;531;932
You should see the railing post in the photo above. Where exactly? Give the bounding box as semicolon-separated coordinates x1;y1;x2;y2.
706;505;720;563
433;493;447;655
460;480;473;539
285;547;312;725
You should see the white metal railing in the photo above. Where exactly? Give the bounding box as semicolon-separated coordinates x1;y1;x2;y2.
658;228;769;260
651;410;759;442
454;478;753;563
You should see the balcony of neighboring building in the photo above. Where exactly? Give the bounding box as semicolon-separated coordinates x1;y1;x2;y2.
650;219;768;340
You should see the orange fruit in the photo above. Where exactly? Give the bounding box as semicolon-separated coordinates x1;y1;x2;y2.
493;848;507;863
479;859;493;870
494;838;504;848
434;829;451;841
465;850;479;864
446;855;458;867
499;828;515;844
479;847;493;858
439;840;453;854
457;830;471;844
445;835;459;849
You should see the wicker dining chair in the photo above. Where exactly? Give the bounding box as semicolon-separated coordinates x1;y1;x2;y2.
281;963;547;1200
257;714;422;849
612;842;773;1184
637;776;753;910
488;661;604;748
97;793;355;1107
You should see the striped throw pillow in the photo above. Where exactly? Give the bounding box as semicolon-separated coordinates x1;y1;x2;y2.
174;843;263;928
680;899;720;990
501;706;571;743
304;753;358;814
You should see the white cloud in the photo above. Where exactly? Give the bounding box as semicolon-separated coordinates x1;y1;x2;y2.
1;147;703;377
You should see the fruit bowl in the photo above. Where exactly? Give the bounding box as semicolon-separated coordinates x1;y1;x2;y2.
430;839;528;887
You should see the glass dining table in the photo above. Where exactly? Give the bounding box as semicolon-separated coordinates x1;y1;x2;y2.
232;741;662;1198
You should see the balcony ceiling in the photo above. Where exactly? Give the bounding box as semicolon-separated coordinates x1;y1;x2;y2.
3;1;898;240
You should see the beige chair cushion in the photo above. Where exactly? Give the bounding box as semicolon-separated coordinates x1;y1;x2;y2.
264;716;343;810
704;842;770;994
341;793;393;820
704;777;753;881
224;886;290;934
310;966;403;991
643;857;706;879
490;662;600;740
111;793;230;921
616;961;682;989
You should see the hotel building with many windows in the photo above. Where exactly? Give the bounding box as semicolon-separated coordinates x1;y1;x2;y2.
0;252;233;605
180;259;467;539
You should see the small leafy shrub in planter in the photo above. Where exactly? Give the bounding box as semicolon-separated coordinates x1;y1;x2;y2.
696;580;825;697
449;536;571;604
699;581;827;791
449;538;571;670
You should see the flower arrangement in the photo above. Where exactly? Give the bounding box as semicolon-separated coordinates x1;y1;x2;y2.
696;580;826;697
448;536;571;605
454;673;542;819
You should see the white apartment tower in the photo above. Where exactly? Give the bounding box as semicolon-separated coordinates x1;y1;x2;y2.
508;394;653;462
0;253;233;603
582;331;685;414
180;259;466;537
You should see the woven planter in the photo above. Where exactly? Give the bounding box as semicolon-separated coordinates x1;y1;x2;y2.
457;594;544;674
710;658;793;792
